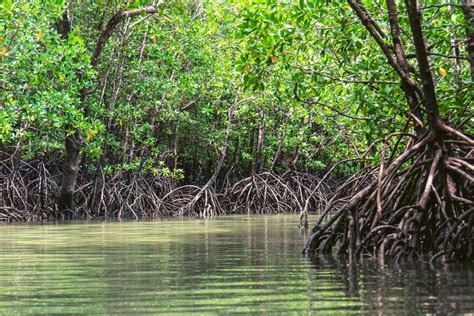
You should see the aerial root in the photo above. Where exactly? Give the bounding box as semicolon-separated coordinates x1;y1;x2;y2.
158;185;222;217
222;171;330;218
304;130;473;263
0;159;177;221
2;158;334;220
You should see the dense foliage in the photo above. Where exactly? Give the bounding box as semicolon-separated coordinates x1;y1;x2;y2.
1;0;376;183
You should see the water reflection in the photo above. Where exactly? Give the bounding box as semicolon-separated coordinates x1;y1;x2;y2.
309;255;474;315
0;215;472;314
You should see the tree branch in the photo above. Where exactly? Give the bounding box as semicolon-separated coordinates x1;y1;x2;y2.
90;3;164;69
346;0;424;99
385;0;424;133
405;0;441;128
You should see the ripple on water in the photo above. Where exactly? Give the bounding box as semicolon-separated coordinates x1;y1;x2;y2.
0;215;473;314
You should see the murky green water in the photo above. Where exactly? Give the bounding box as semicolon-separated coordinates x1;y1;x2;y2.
0;215;473;314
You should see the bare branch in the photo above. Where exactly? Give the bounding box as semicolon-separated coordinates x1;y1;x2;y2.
347;0;424;99
91;2;164;69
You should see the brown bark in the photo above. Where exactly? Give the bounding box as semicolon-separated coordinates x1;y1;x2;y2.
255;105;265;173
462;0;474;80
385;0;424;134
405;0;441;128
58;131;83;216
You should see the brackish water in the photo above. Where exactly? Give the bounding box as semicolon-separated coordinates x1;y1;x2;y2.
0;215;473;314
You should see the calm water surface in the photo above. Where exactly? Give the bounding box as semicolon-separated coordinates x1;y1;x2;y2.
0;215;473;314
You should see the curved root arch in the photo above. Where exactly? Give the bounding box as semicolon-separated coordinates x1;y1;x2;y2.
222;171;330;215
0;159;59;221
158;185;223;217
304;131;473;263
0;157;177;221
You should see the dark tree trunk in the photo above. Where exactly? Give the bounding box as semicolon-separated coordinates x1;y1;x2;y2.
290;145;300;170
55;6;79;217
55;11;70;39
173;123;179;171
405;0;441;129
385;0;424;135
248;127;255;174
255;105;265;173
58;131;83;217
270;112;289;171
448;5;462;86
462;0;474;81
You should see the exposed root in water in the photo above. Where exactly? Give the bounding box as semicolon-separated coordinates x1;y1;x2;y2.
224;172;301;214
1;159;58;221
2;157;331;221
84;172;175;220
158;185;223;217
303;130;474;263
0;159;176;221
222;171;330;224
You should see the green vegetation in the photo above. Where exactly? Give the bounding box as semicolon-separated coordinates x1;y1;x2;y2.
1;0;472;262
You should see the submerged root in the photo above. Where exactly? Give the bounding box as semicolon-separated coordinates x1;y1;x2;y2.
303;130;474;263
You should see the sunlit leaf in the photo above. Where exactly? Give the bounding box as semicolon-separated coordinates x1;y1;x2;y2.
438;67;447;77
86;132;93;141
1;46;8;57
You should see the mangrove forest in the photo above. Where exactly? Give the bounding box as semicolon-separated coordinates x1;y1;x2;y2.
1;0;474;267
1;0;474;314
